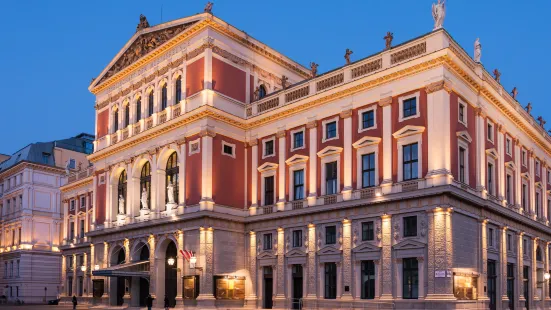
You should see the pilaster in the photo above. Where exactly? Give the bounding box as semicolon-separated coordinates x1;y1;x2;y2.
379;95;393;192
176;230;184;302
246;232;257;304
200;127;215;211
426;207;455;300
307;120;317;206
380;214;393;299
277;130;286;211
197;227;215;307
341;109;353;200
500;226;509;305
275;228;285;303
305;224;317;299
517;232;525;308
497;126;506;203
178;139;186;213
250;139;259;209
341;219;353;300
476;108;487;194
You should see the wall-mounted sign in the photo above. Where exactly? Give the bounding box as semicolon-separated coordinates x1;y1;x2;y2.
435;270;446;278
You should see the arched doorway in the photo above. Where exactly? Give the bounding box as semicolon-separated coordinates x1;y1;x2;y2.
110;247;126;306
165;242;178;307
139;246;150;307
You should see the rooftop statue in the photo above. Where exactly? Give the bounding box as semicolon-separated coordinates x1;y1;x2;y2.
525;102;532;114
384;32;394;50
511;87;518;100
493;69;501;83
281;75;288;89
474;38;482;63
344;49;353;65
538;116;546;128
310;62;319;77
204;2;214;13
432;0;446;30
136;14;150;32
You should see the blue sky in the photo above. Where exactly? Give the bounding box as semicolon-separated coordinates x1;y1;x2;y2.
1;0;549;155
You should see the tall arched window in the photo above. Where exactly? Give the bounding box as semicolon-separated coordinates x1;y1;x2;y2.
118;170;127;214
113;108;119;132
259;85;267;99
175;77;182;103
124;104;130;127
140;162;151;209
136;97;142;121
166;152;179;204
148;91;154;117
161;84;168;110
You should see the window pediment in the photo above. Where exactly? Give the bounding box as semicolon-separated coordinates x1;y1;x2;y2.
505;161;516;170
317;146;343;158
352;243;380;253
485;148;499;159
392;125;425;139
352;136;382;149
456;131;472;143
257;162;278;172
285;248;307;258
535;181;543;189
257;251;277;260
392;239;425;250
285;154;309;165
521;172;530;180
317;245;342;256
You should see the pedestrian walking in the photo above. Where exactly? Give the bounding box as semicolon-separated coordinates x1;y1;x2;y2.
72;295;78;310
145;294;154;310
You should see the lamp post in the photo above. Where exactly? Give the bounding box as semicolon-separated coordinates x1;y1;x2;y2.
167;257;175;266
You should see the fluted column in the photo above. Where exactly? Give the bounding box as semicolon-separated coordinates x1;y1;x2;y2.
307;121;317;206
341;109;353;200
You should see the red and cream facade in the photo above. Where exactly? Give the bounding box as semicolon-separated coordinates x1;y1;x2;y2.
73;12;551;310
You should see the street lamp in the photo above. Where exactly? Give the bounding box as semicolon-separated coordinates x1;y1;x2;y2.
167;257;175;266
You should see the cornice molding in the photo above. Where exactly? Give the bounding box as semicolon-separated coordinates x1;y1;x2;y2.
425;79;452;94
378;96;393;107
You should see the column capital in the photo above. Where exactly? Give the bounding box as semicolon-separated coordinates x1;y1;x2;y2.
339;109;353;119
416;256;424;262
306;120;318;129
378;96;393;107
200;127;216;138
248;139;258;147
176;137;186;146
425;79;452;94
476;106;486;117
276;130;286;139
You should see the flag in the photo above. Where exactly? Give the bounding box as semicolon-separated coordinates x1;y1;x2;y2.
180;249;194;262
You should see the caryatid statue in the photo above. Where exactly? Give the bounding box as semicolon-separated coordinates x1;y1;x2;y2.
474;38;482;63
167;180;175;204
141;187;149;210
432;0;446;30
118;195;125;215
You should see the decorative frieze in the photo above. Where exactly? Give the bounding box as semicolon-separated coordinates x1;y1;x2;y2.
199;127;216;138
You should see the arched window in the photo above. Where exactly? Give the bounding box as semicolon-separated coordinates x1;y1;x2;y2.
259;85;267;99
124;104;130;127
118;170;127;214
136;97;142;121
536;246;543;261
148;91;154;117
140;162;151;209
166;152;179;204
161;84;168;110
113;109;119;132
175;77;182;103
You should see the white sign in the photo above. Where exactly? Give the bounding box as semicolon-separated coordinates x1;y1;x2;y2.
435;270;446;278
447;270;453;278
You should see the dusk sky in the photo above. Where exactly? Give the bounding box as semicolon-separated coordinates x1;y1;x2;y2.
1;0;550;155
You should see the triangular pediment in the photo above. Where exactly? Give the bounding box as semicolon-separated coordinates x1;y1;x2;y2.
317;245;342;256
91;17;200;89
522;172;530;179
317;146;343;158
353;136;382;149
535;181;543;189
392;125;425;139
258;162;278;172
486;148;499;159
393;239;425;250
352;242;381;253
77;211;87;216
285;154;309;165
456;131;472;143
257;251;277;260
505;161;517;170
286;248;307;258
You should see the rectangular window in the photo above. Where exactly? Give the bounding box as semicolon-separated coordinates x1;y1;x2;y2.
125;105;130;127
487;163;493;195
293;131;304;149
522;184;528;209
403;97;417;118
326;121;337;139
536;192;541;217
487;122;493;142
264;140;274;156
403;216;417;237
175;78;182;103
325;161;338;195
263;233;272;250
488;260;497;308
536;161;540;176
264;176;274;206
522;150;527;166
403;258;419;299
80;196;86;208
136;98;142;121
70;222;75;240
325;226;337;245
507;234;512;252
459;147;466;183
361;260;376;299
458;103;465;123
324;262;337;299
362;110;375;129
507;263;515;309
292;230;302;248
506;138;511;155
148;92;154;117
70;200;75;211
362;221;374;241
488;228;494;247
506;175;512;203
214;276;245;300
523;266;530;309
362;153;376;188
293;170;304;200
80;220;85;238
403;143;418;181
223;144;234;156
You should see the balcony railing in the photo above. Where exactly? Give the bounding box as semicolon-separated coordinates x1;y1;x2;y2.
67;166;94;184
158;110;168;124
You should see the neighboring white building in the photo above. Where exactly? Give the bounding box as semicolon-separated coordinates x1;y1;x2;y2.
0;133;93;303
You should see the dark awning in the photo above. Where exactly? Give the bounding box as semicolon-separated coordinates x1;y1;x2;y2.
92;261;150;278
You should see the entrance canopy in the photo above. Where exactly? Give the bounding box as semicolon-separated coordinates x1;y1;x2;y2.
93;261;150;278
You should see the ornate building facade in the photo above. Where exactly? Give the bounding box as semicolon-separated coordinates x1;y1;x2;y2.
0;133;93;303
64;10;551;310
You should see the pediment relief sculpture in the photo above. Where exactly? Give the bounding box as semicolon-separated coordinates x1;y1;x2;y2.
392;239;426;250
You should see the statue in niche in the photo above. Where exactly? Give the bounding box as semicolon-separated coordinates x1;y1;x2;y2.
167;180;175;204
141;187;149;210
118;195;125;215
474;38;482;63
432;0;446;30
384;32;394;50
344;49;353;65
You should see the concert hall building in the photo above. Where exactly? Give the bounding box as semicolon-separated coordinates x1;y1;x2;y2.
59;9;551;310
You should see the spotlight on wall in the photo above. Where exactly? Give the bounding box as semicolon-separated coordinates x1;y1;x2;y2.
545;272;550;281
80;266;87;272
167;257;175;266
94;264;100;271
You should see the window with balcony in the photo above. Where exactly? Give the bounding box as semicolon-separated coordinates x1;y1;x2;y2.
362;221;374;241
522;183;528;210
325;161;338;195
403;143;418;181
70;222;75;240
175;77;182;103
264;176;275;206
459;147;466;183
403;216;417;237
161;84;168;110
506;174;512;203
487;162;494;196
148;91;154;117
80;220;84;238
362;153;376;188
293;169;304;200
